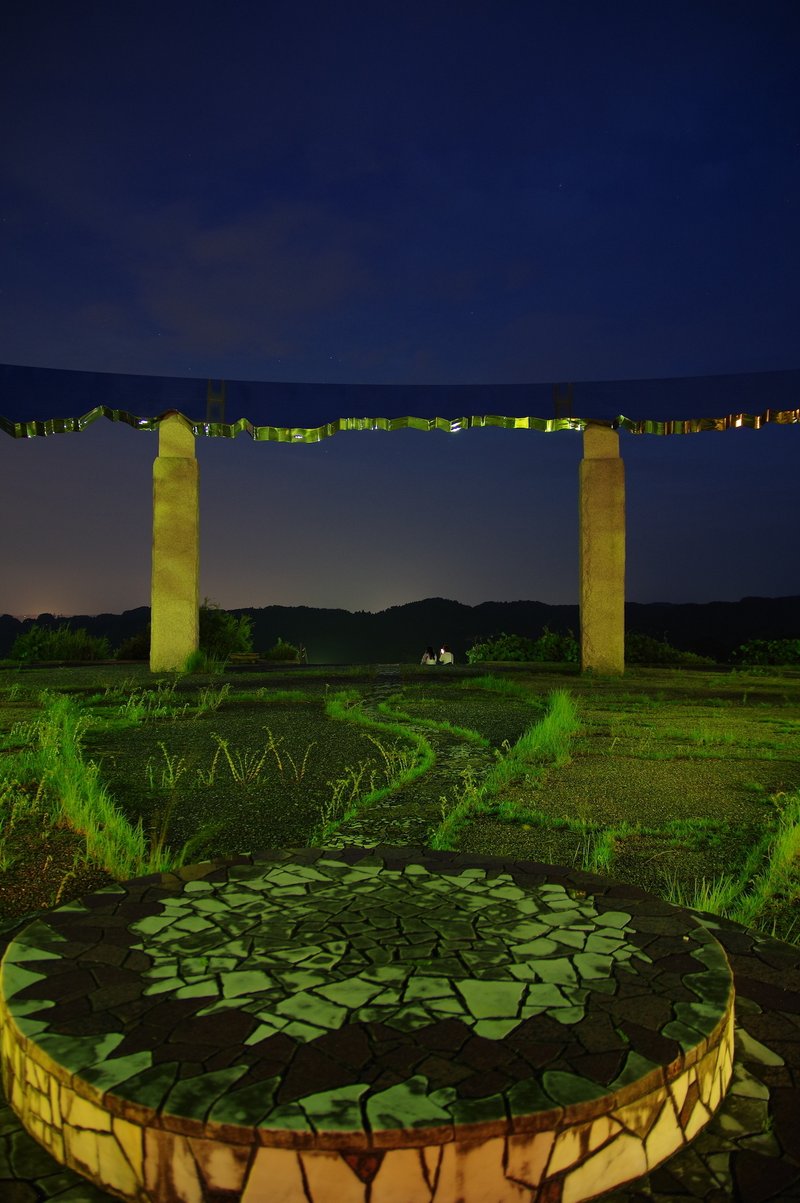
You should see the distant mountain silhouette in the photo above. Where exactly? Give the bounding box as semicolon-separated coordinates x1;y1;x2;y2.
1;596;798;663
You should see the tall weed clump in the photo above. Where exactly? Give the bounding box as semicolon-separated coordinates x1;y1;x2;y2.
665;787;799;939
511;688;579;765
730;788;800;930
4;693;176;878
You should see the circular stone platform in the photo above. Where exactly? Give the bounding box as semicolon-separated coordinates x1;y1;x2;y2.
0;847;734;1203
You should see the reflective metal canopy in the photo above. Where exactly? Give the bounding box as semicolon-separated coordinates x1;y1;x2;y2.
1;362;798;439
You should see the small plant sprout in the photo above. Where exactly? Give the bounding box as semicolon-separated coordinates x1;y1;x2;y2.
145;743;188;792
315;760;376;841
194;683;230;716
213;735;270;785
119;681;188;722
364;732;419;785
283;741;316;783
196;742;224;788
264;728;284;775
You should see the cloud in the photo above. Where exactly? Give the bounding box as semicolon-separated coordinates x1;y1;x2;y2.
125;203;375;360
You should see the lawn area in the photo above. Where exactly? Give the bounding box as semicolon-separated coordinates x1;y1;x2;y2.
0;661;797;945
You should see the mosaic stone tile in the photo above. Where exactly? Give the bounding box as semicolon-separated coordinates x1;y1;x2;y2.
542;1069;608;1106
562;1129;649;1202
0;848;738;1202
731;1148;800;1203
298;1083;368;1133
163;1065;249;1123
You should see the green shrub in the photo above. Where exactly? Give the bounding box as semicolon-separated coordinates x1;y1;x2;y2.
466;628;578;664
532;627;579;663
199;600;253;659
117;605;254;663
116;605;254;665
625;632;714;667
467;633;534;663
10;623;111;662
182;649;229;675
117;628;150;660
734;638;800;666
264;637;300;662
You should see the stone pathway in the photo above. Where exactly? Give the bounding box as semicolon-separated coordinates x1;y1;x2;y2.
327;667;496;849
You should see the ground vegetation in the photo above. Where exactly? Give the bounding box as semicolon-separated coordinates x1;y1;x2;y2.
0;662;797;946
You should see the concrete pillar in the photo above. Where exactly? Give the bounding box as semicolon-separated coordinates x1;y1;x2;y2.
150;413;199;672
579;424;625;674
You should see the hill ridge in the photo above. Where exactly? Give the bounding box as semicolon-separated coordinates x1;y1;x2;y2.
1;596;798;663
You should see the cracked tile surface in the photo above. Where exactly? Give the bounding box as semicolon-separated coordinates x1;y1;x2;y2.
0;847;796;1201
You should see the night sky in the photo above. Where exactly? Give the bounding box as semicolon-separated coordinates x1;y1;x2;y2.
1;1;798;619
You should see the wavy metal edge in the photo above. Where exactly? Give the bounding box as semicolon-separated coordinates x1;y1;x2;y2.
0;407;797;440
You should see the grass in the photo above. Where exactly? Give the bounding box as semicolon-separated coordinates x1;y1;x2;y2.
425;666;800;943
0;662;798;945
429;689;581;849
0;693;176;879
0;678;434;896
461;674;550;706
315;690;435;841
376;697;491;746
728;788;800;929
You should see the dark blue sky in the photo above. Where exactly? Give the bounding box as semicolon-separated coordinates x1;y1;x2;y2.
1;1;798;617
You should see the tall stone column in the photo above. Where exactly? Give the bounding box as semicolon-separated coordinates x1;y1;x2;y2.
150;413;199;672
579;424;625;674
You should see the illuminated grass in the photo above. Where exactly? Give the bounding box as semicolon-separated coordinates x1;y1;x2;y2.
429;690;580;850
317;690;435;842
0;694;176;878
461;674;548;707
1;665;798;944
376;698;490;746
730;788;800;928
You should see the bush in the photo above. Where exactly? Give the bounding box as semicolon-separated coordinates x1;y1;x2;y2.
199;600;253;659
117;628;150;660
467;633;535;663
467;628;578;664
116;604;254;665
734;638;800;666
532;627;579;663
10;623;111;662
264;637;300;662
625;632;714;667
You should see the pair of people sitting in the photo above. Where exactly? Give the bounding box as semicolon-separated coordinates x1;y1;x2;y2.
421;645;454;665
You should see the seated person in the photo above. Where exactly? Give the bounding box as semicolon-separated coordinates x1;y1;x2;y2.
421;646;438;665
439;645;455;665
